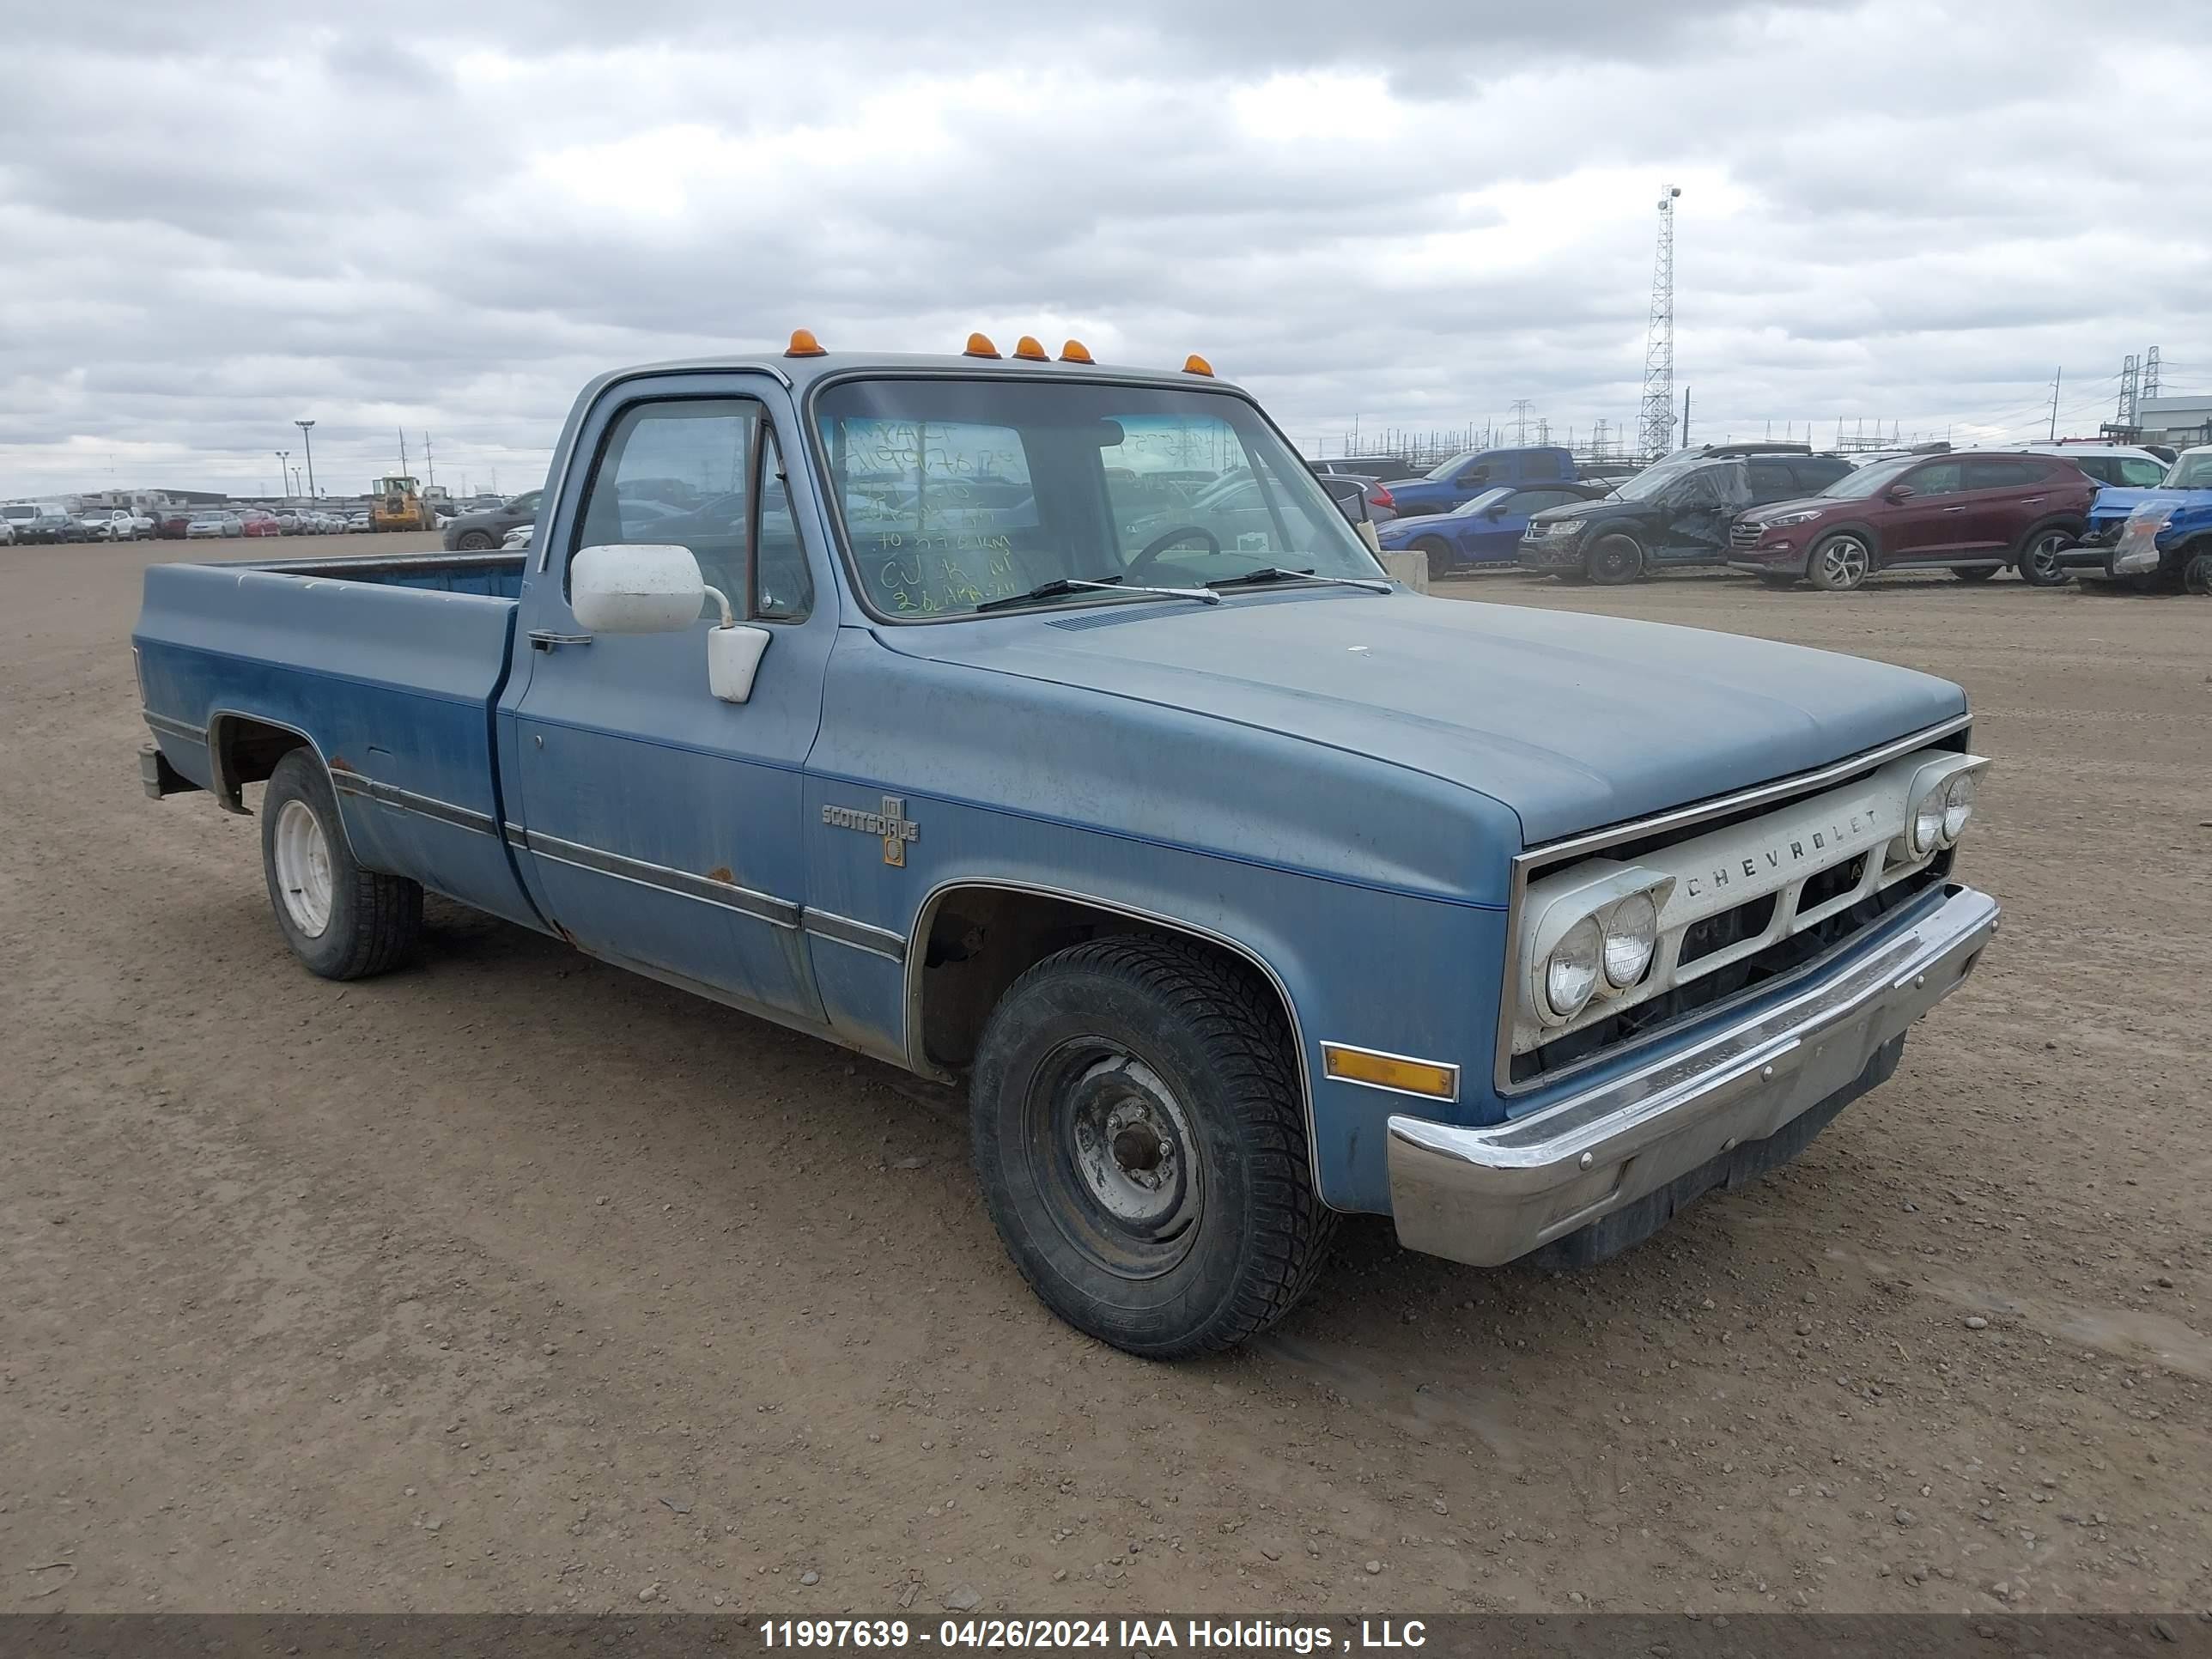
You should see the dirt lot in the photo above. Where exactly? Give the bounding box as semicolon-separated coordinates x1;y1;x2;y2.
2;536;2205;1615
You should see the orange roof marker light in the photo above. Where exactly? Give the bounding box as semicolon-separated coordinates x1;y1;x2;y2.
963;331;1001;359
1059;339;1094;364
785;328;827;358
1182;353;1215;378
1012;335;1049;362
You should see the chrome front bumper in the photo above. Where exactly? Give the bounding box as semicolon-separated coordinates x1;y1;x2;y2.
1386;884;2000;1268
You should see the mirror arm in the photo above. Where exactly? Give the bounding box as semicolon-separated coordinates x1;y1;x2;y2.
702;583;736;629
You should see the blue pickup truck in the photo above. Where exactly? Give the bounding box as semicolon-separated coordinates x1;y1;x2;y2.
1376;444;1577;519
134;337;2001;1357
2053;443;2212;592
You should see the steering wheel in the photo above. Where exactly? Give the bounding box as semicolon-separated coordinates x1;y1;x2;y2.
1123;525;1221;581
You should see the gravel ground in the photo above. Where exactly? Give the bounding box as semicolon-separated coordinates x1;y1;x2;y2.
2;537;2205;1614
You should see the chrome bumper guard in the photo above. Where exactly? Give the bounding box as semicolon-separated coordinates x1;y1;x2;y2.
1387;884;1999;1268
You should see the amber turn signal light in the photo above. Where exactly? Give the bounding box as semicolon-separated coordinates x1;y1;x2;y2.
964;332;1001;359
1012;336;1049;361
1320;1042;1459;1101
785;328;826;358
1182;353;1214;377
1059;339;1094;364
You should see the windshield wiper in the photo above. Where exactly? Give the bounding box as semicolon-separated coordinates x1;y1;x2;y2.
971;575;1220;614
1206;565;1395;594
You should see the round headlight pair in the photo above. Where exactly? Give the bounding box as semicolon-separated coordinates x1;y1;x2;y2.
1911;769;1978;855
1540;890;1662;1021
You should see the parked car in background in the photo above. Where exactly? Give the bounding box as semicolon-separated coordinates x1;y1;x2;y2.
1727;452;2093;590
1377;446;1577;519
0;516;12;546
500;523;533;551
346;512;373;533
185;513;244;539
441;488;542;550
2053;444;2212;593
5;503;75;544
1522;452;1853;583
82;510;141;541
1382;483;1607;579
155;512;193;540
240;511;284;539
2019;442;2170;489
1311;457;1412;482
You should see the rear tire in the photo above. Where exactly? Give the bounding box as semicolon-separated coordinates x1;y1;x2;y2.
1807;531;1872;592
1952;565;1998;583
1583;534;1644;586
260;749;422;980
969;936;1334;1358
1414;536;1453;582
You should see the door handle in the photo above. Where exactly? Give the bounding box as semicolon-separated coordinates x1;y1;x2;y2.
2021;496;2045;504
1941;506;1967;514
527;630;593;650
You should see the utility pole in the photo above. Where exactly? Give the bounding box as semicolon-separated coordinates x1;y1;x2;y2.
1680;386;1691;448
2049;367;2062;441
295;419;317;497
1638;185;1681;460
276;450;290;499
398;428;410;477
423;433;434;488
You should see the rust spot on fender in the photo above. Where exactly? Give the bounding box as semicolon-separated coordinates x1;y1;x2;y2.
706;866;734;885
327;753;353;773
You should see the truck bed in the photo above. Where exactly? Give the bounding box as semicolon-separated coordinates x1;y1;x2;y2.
132;550;544;932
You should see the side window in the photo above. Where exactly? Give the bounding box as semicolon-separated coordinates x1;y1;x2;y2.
2118;458;2168;487
572;397;811;623
1904;461;1964;495
1963;459;2037;490
511;489;542;515
1746;462;1794;501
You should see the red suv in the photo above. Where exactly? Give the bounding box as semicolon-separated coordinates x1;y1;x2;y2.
1727;452;2093;591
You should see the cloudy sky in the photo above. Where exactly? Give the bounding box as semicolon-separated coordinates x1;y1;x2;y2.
3;0;2208;498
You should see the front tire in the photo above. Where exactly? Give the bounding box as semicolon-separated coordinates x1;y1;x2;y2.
969;936;1334;1358
260;749;422;980
1583;534;1644;586
1807;531;1872;592
457;530;496;551
1413;536;1454;582
2183;549;2212;596
2017;524;2075;586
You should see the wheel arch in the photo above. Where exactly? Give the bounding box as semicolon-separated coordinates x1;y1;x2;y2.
2014;512;2085;552
902;878;1321;1196
205;711;364;860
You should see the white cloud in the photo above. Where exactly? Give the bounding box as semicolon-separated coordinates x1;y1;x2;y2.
1;0;2208;494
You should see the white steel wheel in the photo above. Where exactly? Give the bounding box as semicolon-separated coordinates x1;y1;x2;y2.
273;797;335;937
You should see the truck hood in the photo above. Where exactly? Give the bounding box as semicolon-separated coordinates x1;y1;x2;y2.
878;590;1966;844
2087;486;2208;524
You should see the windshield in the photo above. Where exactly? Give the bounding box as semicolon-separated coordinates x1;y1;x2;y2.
2163;452;2212;489
2;506;36;521
1421;448;1480;482
1818;457;1917;499
1608;457;1702;501
815;378;1383;617
1450;488;1514;518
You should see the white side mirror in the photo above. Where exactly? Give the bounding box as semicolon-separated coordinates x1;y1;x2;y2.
570;542;707;634
708;624;773;703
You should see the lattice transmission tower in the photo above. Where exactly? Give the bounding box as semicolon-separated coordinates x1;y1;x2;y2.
1638;185;1681;461
2144;345;2161;401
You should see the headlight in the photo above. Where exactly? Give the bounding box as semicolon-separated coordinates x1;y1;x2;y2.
1942;770;1975;842
1547;519;1584;536
1911;789;1947;855
1601;890;1659;989
1766;509;1823;527
1542;917;1602;1020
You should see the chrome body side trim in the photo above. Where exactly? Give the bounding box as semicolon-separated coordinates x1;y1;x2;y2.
1394;884;1998;1268
520;827;802;929
802;909;909;963
1492;712;1974;1097
901;877;1328;1207
1318;1041;1462;1103
142;708;208;744
329;769;499;837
